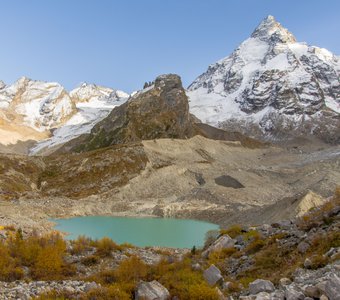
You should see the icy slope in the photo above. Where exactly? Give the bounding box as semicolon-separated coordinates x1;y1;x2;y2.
0;77;75;130
30;83;129;154
187;15;340;142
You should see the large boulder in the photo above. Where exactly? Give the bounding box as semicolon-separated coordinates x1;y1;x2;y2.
135;280;170;300
249;279;275;295
203;264;223;286
202;235;235;258
61;74;196;153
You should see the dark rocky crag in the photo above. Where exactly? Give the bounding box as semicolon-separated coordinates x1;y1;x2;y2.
60;74;196;153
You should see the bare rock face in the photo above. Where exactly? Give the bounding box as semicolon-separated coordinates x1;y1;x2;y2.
135;280;170;300
61;74;196;153
188;15;340;143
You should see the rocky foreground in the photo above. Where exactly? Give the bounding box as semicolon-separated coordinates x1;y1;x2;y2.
0;190;339;299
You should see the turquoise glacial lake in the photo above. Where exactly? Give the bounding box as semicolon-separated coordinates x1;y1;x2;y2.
52;216;219;248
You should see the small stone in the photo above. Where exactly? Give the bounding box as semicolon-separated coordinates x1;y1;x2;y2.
304;258;312;269
203;264;223;286
222;281;233;291
316;281;327;294
304;285;320;298
279;278;291;287
297;241;310;254
325;247;337;257
255;292;271;300
270;290;285;300
320;295;329;300
284;286;305;300
249;279;275;295
191;263;201;271
84;282;98;292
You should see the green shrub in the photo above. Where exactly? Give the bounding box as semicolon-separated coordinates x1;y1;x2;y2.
95;237;121;257
220;225;243;238
81;255;100;266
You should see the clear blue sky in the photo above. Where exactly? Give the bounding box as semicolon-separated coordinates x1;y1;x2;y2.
0;0;339;93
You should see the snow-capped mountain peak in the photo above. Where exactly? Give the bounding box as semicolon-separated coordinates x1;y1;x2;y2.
0;77;130;153
0;77;76;131
251;15;296;44
188;15;340;143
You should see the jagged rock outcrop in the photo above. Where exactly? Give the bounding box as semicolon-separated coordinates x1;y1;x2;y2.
60;74;196;153
188;15;340;143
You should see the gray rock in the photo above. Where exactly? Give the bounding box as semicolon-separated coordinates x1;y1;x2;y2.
135;280;170;300
249;279;275;295
254;292;271;300
297;241;310;254
202;235;235;258
325;247;337;257
324;274;340;300
316;281;327;295
191;263;201;271
304;258;312;269
222;281;233;291
284;286;305;300
270;290;285;300
304;285;320;298
279;278;292;287
203;264;223;286
84;282;98;292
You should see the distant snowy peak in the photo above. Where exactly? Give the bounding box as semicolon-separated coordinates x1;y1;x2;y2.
0;77;130;150
188;15;340;143
70;82;128;104
0;77;76;131
30;82;129;154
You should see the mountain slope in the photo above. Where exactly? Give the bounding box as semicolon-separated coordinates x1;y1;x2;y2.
58;74;197;153
30;83;128;154
0;77;76;131
188;15;340;143
0;79;129;154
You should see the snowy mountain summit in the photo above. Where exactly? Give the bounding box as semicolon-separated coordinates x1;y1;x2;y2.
188;15;340;143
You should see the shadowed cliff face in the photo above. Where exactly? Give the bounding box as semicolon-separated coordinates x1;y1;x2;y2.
60;74;196;153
